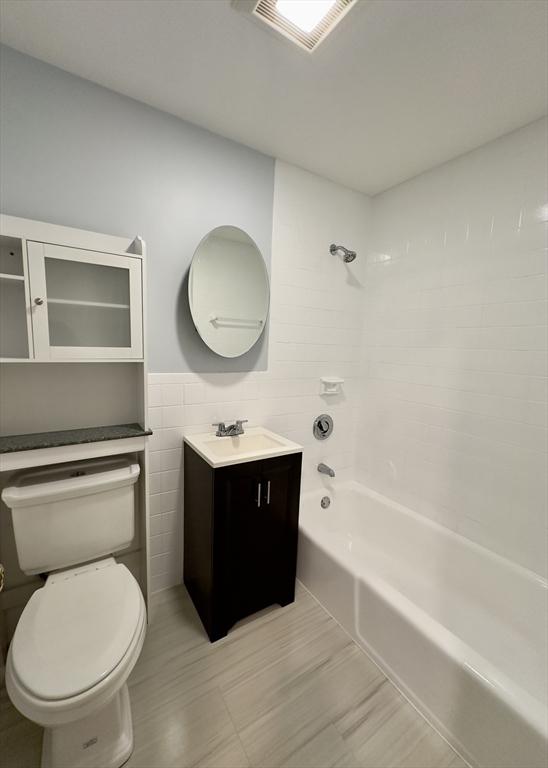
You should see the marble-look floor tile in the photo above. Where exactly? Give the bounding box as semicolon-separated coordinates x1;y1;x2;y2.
231;645;383;767
335;677;461;768
194;732;250;768
0;687;42;768
126;688;244;768
130;585;336;722
0;584;466;768
221;622;359;731
276;724;360;768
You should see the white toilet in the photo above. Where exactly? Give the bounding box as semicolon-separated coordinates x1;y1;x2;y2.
1;457;147;768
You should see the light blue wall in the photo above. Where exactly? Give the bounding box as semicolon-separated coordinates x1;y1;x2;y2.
0;46;274;372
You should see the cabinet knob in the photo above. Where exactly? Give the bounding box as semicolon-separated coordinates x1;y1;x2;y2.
34;297;44;306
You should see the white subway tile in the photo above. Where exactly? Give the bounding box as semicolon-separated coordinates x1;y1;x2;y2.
162;405;185;427
148;407;163;430
162;383;184;406
184;383;206;404
148;385;163;408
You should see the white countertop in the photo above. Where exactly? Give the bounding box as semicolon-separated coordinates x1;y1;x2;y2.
183;427;302;468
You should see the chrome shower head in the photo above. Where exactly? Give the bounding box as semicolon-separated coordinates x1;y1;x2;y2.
330;244;357;263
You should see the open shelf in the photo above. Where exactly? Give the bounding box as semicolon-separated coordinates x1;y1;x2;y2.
0;423;152;454
0;423;153;473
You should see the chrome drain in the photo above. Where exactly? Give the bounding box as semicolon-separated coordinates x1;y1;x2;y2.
321;496;331;509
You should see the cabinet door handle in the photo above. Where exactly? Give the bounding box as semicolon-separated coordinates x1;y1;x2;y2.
256;482;261;508
266;480;271;505
34;297;44;306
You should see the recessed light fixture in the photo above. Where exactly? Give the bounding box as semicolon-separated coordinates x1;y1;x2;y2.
234;0;357;52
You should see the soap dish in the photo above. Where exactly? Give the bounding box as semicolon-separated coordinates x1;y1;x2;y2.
320;377;344;395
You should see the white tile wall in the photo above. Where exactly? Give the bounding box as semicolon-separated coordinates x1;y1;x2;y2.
359;118;548;577
147;161;371;590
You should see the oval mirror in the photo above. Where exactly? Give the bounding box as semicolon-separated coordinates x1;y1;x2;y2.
188;226;270;358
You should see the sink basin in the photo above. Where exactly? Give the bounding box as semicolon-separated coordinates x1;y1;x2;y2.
205;432;282;457
184;427;302;468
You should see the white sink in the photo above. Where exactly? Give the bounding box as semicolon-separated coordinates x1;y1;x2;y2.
184;427;302;468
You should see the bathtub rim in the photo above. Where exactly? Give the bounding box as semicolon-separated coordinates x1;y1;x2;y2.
301;480;547;590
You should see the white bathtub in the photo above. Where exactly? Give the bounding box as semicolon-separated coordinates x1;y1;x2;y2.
297;481;547;768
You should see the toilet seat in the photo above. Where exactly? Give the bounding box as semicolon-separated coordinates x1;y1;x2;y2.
6;559;146;728
11;559;142;701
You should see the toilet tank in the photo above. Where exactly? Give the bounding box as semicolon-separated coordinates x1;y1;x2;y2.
1;457;140;574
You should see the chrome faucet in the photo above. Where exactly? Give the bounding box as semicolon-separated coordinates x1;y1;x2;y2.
317;462;335;477
212;420;248;437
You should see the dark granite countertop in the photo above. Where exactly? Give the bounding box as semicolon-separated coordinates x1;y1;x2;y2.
0;423;153;454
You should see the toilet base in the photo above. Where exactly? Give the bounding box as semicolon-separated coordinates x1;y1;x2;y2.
41;684;134;768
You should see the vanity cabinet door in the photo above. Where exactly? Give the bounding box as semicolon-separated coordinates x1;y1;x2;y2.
27;242;143;360
259;456;301;606
218;459;269;625
217;454;301;632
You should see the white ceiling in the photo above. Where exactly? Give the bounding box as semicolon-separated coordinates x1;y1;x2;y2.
1;0;546;195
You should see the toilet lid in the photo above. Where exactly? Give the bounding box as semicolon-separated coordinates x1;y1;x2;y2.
11;563;143;701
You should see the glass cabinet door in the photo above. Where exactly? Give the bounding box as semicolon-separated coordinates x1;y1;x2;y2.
0;235;31;359
27;242;143;360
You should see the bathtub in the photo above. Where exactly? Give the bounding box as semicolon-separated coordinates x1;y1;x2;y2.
297;481;547;768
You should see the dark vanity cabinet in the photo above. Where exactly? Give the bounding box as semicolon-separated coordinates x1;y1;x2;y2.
183;444;302;642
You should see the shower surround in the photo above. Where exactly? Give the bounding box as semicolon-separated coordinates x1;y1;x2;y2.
360;117;547;578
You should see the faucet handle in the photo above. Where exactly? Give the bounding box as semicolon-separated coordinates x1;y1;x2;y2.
235;419;248;427
212;422;226;436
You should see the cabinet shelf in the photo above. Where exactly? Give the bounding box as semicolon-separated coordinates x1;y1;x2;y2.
0;272;25;282
47;298;131;310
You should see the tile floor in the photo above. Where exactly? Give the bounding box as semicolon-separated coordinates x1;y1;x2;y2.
1;584;467;768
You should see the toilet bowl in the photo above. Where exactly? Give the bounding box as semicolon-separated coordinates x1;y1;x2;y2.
2;457;146;768
6;558;146;768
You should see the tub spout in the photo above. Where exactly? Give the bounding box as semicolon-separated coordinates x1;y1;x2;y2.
318;463;335;478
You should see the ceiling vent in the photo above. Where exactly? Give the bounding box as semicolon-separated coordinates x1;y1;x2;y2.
234;0;357;52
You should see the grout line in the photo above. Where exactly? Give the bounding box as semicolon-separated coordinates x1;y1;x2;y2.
218;687;255;767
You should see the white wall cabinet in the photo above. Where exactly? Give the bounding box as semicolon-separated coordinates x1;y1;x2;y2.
27;243;143;360
0;233;144;362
